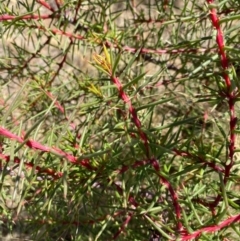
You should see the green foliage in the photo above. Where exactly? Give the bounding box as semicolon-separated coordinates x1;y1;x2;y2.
0;0;240;240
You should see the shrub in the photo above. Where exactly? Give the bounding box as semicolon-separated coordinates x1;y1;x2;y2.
1;0;240;240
